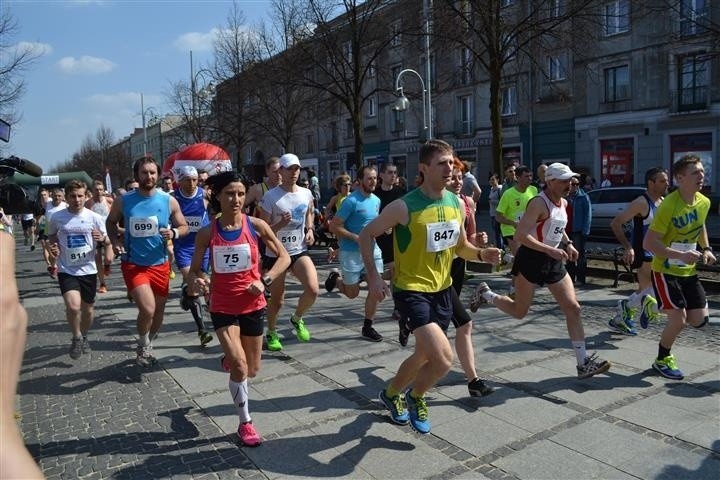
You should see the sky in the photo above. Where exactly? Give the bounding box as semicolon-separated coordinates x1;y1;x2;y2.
3;0;271;172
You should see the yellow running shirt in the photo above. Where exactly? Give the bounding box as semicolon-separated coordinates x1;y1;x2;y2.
496;185;538;237
393;189;462;293
649;189;710;277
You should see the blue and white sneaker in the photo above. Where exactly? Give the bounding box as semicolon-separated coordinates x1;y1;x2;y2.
405;390;431;434
639;295;659;329
608;314;637;336
378;389;409;425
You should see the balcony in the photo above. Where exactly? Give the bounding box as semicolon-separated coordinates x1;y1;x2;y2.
669;86;710;115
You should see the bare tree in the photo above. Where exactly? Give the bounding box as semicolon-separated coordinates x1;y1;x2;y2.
270;0;410;170
0;6;41;127
56;125;128;184
210;1;257;169
435;0;602;173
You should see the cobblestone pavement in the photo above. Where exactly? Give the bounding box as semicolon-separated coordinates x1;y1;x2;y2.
13;239;720;480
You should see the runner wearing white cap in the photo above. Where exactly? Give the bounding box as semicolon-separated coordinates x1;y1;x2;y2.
173;165;213;346
470;163;612;379
257;153;318;351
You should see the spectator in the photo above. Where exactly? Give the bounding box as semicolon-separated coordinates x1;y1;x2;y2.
460;161;482;202
565;177;591;285
488;173;503;249
534;163;548;191
601;176;612;188
307;168;321;206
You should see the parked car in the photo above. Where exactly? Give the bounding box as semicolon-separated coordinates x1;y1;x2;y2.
587;186;646;238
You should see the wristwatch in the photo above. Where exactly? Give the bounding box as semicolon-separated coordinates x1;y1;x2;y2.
262;275;273;287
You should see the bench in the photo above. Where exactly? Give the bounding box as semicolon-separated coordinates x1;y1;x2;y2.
586;247;634;288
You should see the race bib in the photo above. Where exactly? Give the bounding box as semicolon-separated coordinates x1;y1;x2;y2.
668;242;696;266
185;216;203;233
544;218;567;246
65;234;92;266
213;244;252;273
278;229;302;252
426;220;460;253
129;216;159;237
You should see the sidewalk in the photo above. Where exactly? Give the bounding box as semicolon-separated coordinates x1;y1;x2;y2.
15;243;720;479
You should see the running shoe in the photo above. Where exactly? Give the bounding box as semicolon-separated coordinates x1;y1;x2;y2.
81;337;91;355
136;344;157;367
266;331;283;351
639;295;659;329
608;314;637;336
576;353;611;379
362;325;382;342
97;283;108;294
220;355;231;372
469;282;492;313
325;269;340;293
394;310;410;347
104;263;111;276
290;315;311;342
378;389;409;425
198;331;213;346
48;265;58;279
238;422;262;447
652;354;684;380
468;377;495;397
69;337;83;360
30;244;36;251
405;390;431;434
618;299;637;327
169;269;176;280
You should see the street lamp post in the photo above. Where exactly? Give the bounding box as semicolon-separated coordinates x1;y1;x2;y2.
189;50;216;143
140;93;160;159
392;69;430;139
392;0;433;139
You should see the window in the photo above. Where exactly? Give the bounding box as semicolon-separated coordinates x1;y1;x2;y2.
550;0;564;18
367;96;377;117
604;0;630;36
503;33;518;61
391;20;402;46
343;41;352;63
678;53;708;109
460;47;473;85
391;109;405;132
368;61;376;78
547;53;567;81
680;0;708;36
306;134;314;153
501;85;517;116
456;95;473;135
604;65;630;102
501;0;514;6
345;118;354;139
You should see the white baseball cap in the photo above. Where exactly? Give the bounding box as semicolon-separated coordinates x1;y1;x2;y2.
544;163;580;181
177;165;198;180
279;153;301;169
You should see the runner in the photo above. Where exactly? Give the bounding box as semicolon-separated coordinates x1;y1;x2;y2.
323;173;352;262
245;156;281;217
47;180;107;359
448;159;494;397
189;171;290;447
324;165;384;341
469;163;611;380
495;165;538;296
20;212;35;250
43;188;68;279
106;156;189;366
608;167;668;334
85;180;114;293
643;155;715;380
172;165;213;346
258;153;317;351
360;139;501;434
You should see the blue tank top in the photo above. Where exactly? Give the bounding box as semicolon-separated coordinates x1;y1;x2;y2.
122;190;171;266
173;187;209;252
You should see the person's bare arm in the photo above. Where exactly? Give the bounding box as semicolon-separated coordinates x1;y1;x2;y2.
162;196;189;241
106;195;124;254
0;233;45;479
610;196;645;264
